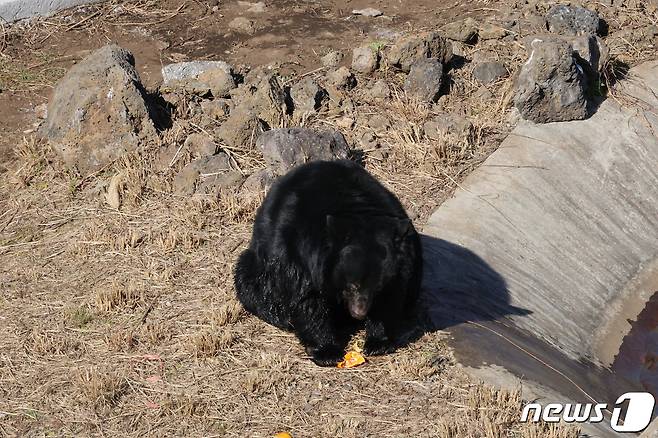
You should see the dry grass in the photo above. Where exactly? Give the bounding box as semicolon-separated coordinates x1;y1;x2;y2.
5;0;655;434
0;98;580;437
0;0;187;92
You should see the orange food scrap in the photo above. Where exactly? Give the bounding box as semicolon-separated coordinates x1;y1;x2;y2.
274;433;293;438
337;351;366;368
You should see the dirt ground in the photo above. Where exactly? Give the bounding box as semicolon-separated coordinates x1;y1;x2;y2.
0;0;494;163
1;0;656;436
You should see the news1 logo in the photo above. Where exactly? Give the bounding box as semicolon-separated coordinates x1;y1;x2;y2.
521;392;656;432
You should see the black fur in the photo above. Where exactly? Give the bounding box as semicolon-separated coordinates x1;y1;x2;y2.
234;160;422;366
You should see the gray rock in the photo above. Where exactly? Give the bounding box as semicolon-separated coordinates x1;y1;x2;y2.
352;46;379;74
321;50;344;68
387;32;452;72
229;16;256;34
290;78;325;116
257;127;350;175
34;103;48;120
514;37;589;123
441;17;479;43
335;116;355;130
241;167;276;192
522;34;609;76
570;35;609;76
367;114;391;131
369;147;389;161
197;171;245;194
423;114;472;139
173;153;235;195
367;80;391;100
201;98;232;119
173;164;199;195
352;8;383;17
184;132;217;158
359;131;379;149
230;68;288;127
472;84;494;101
479;22;508;40
404;58;444;102
545;5;600;36
39;45;157;174
217;108;267;148
162;61;236;97
327;66;356;90
473;61;507;84
237;1;265;13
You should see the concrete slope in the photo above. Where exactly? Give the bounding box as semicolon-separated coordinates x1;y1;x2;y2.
0;0;102;22
422;61;658;435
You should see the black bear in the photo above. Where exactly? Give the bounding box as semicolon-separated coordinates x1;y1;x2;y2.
234;160;422;366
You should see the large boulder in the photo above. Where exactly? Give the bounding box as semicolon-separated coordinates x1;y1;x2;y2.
352;46;379;74
173;153;242;195
473;61;507;84
514;37;590;123
217;108;267;149
230;67;288;128
161;61;236;97
39;45;157;174
404;58;444;102
290;78;326;118
440;18;479;43
545;5;600;36
326;67;357;90
257;128;349;176
522;34;609;78
569;35;609;77
321;50;344;68
386;32;453;72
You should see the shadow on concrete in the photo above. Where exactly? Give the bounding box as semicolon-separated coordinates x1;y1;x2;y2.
418;234;531;331
406;235;642;434
395;234;530;349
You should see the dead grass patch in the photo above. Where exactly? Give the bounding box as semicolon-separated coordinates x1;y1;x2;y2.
188;328;239;357
0;80;581;437
2;2;635;435
95;280;148;312
75;366;128;409
26;329;84;356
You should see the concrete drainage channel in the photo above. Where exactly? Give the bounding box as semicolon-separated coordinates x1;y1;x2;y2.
421;60;658;437
0;0;101;22
0;0;102;23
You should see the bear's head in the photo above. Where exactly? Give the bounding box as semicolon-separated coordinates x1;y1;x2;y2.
327;215;413;320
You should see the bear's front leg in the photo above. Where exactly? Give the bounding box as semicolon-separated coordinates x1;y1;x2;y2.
363;290;403;356
291;297;349;367
364;317;396;356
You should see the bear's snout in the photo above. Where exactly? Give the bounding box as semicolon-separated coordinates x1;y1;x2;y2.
348;301;369;320
345;286;370;320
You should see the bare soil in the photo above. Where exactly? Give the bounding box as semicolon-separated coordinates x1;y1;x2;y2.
0;0;656;436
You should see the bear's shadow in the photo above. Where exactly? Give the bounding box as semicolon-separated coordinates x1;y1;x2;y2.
396;234;531;347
